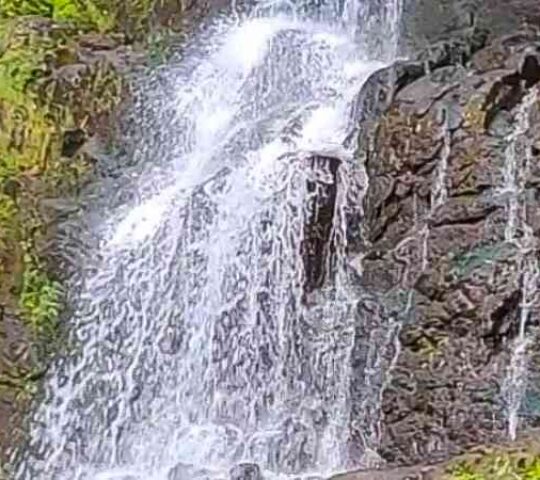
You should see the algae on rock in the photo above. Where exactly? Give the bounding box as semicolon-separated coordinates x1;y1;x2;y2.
0;5;151;463
0;16;124;336
446;442;540;480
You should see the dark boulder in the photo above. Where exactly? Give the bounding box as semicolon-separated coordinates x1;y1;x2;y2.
229;463;263;480
301;154;341;295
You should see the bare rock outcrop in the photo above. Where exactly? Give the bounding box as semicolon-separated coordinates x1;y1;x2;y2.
350;25;540;473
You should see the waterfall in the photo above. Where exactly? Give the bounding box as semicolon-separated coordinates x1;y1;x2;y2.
15;1;401;479
500;88;540;441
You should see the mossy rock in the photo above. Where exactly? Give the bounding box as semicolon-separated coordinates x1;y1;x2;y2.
446;453;540;479
0;17;127;332
0;0;194;469
444;436;540;480
0;0;157;39
0;12;145;464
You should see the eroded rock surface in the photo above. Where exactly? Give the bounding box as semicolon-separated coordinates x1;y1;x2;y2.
351;24;540;475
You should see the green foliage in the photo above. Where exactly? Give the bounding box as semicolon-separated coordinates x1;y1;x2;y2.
0;22;46;105
524;461;540;480
448;454;540;480
52;0;114;32
0;193;17;236
0;0;52;18
0;194;18;275
147;28;173;66
0;0;157;35
0;16;124;333
449;464;484;480
19;245;63;336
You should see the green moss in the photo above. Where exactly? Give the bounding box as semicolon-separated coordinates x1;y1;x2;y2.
0;0;157;36
451;243;506;278
0;16;124;331
147;28;173;66
447;453;540;480
0;194;17;244
19;245;63;337
415;333;448;362
464;96;487;134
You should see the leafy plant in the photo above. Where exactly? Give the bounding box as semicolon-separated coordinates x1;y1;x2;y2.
523;459;540;480
0;194;18;279
19;244;63;337
0;193;17;233
147;28;172;66
0;0;53;18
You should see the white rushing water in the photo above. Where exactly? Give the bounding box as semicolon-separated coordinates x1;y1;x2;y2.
16;1;401;479
500;88;540;441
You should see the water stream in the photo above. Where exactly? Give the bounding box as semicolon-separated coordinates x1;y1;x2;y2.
500;88;540;441
15;1;401;478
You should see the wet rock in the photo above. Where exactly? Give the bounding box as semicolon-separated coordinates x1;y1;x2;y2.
0;307;32;464
229;463;263;480
0;14;144;465
168;463;193;480
61;128;87;157
352;27;540;467
168;462;214;479
400;0;540;55
301;154;340;295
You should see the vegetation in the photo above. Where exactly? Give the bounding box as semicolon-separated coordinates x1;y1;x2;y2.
463;96;487;133
0;0;181;465
19;246;63;337
0;15;113;336
0;0;157;37
451;243;506;278
446;449;540;480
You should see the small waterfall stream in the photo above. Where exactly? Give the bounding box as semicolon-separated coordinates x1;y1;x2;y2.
15;1;402;479
500;88;540;441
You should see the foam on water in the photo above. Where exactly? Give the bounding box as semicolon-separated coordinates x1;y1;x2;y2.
15;1;401;479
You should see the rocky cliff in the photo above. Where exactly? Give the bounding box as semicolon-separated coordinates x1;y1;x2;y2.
3;0;540;479
342;0;540;478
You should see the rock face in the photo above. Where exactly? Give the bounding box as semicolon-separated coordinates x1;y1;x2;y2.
351;21;540;475
332;429;540;479
301;155;341;295
400;0;540;54
230;463;263;480
0;12;145;467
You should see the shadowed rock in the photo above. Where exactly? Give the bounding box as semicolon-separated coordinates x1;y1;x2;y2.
301;154;341;295
230;463;263;480
350;26;540;468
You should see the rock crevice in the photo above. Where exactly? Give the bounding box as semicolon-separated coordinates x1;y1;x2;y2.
349;18;540;476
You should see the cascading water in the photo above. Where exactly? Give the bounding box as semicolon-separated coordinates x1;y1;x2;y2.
15;1;401;479
500;88;540;441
